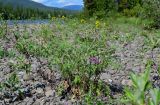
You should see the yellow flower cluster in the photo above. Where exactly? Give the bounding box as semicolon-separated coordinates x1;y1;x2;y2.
95;20;100;28
52;16;56;20
62;16;65;19
80;19;86;23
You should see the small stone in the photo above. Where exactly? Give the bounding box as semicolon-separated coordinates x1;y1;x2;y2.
40;98;46;105
45;87;55;97
35;83;46;89
18;71;25;79
35;88;44;99
33;99;40;105
4;98;10;104
3;66;12;75
31;63;38;72
13;101;22;105
121;79;132;86
108;79;113;83
36;88;44;94
31;90;36;94
55;74;61;81
45;102;50;105
23;74;31;81
40;58;48;65
0;92;3;100
41;69;55;83
0;101;4;105
24;98;34;105
100;73;111;80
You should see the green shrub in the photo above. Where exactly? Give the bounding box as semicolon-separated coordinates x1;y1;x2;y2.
83;0;116;17
142;0;160;28
118;0;142;11
51;30;115;98
123;4;144;17
124;61;160;105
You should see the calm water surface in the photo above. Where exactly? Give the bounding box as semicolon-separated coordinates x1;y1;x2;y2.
0;20;50;25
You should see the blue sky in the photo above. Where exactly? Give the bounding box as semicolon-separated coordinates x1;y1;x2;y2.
32;0;83;8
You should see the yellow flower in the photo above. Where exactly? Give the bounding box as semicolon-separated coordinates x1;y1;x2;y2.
51;16;56;21
62;16;65;19
80;19;86;23
95;20;100;28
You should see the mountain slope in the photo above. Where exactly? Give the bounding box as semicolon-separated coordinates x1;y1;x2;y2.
62;5;83;11
0;0;77;20
0;0;59;10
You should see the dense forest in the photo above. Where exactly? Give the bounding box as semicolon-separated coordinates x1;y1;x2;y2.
0;0;159;28
0;1;76;20
83;0;160;28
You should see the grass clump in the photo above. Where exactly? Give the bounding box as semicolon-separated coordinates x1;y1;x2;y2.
124;61;160;105
51;30;115;100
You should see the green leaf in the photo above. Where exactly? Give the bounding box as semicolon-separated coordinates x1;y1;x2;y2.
130;73;138;88
124;88;134;100
149;98;154;105
74;75;81;85
144;63;151;82
150;88;160;105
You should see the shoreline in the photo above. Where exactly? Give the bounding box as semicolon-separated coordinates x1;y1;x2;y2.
0;19;50;25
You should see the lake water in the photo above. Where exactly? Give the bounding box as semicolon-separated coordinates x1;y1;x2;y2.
0;19;50;25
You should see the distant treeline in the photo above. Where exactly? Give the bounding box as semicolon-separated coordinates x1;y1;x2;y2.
83;0;160;28
0;2;76;20
83;0;150;16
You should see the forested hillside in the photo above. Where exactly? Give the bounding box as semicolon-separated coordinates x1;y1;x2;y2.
83;0;160;28
0;0;52;9
0;0;76;20
62;5;83;11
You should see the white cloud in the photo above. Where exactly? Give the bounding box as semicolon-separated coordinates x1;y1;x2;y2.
58;0;82;6
31;0;46;3
32;0;83;7
63;3;75;6
58;0;65;3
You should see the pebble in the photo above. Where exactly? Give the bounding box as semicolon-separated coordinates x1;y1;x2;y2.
35;88;44;99
100;73;114;84
121;79;132;87
40;58;48;65
31;63;38;72
36;88;44;94
4;98;10;104
31;90;36;94
2;66;12;75
100;73;111;80
18;71;25;79
45;87;55;97
23;74;31;81
33;98;45;105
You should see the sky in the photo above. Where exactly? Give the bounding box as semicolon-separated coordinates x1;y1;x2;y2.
32;0;83;8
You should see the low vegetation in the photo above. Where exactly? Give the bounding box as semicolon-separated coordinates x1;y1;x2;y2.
0;0;160;104
0;15;160;104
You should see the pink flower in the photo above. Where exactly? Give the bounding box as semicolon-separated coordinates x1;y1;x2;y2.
89;57;101;64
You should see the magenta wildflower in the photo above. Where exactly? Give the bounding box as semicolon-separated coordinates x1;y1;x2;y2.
89;56;101;64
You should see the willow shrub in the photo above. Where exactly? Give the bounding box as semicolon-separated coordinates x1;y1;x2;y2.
52;30;115;94
142;0;160;28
